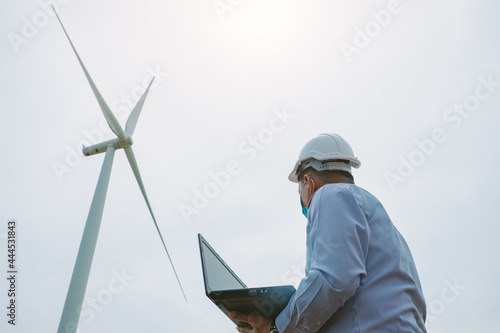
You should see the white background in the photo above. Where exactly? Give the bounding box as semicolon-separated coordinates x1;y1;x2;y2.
1;0;499;332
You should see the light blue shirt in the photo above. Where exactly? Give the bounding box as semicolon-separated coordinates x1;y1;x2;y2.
276;184;426;333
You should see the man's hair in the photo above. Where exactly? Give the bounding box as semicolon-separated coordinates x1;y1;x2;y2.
298;161;355;184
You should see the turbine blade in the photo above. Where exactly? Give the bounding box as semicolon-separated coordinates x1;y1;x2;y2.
125;77;155;137
124;146;187;302
52;6;127;141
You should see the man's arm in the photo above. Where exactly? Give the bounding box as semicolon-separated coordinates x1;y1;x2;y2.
276;185;370;333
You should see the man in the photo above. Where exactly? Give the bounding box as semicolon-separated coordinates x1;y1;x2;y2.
230;133;427;333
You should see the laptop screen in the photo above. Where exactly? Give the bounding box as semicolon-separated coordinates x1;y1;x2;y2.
199;234;247;293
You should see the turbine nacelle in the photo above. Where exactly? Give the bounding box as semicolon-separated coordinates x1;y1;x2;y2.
83;137;133;156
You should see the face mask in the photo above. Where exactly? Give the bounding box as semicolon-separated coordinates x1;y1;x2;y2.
299;179;314;218
300;194;309;218
302;206;309;218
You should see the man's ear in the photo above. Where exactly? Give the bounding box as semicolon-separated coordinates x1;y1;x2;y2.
303;174;310;184
304;173;317;194
303;174;314;189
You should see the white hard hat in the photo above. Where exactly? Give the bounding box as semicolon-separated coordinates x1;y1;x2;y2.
288;133;361;183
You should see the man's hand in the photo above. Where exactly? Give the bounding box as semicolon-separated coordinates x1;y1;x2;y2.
229;311;272;333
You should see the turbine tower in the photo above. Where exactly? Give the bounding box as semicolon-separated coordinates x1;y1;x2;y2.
52;7;186;333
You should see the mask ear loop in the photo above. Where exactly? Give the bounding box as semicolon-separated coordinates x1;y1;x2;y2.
299;181;307;209
306;179;315;208
300;178;315;208
300;178;315;218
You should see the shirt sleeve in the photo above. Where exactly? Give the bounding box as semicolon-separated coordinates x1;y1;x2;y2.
276;185;370;333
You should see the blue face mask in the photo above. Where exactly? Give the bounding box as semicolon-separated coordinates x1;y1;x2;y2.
302;205;309;218
300;179;314;218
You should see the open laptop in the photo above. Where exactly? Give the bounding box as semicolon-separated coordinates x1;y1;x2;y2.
198;234;296;328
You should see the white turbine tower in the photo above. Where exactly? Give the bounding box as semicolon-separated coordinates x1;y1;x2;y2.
52;8;186;333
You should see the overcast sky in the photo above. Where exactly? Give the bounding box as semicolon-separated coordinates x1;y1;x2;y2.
1;0;499;332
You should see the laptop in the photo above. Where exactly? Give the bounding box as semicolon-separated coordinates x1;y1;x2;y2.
198;234;296;328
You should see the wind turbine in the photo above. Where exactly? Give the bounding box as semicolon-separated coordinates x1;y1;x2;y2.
52;7;186;333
